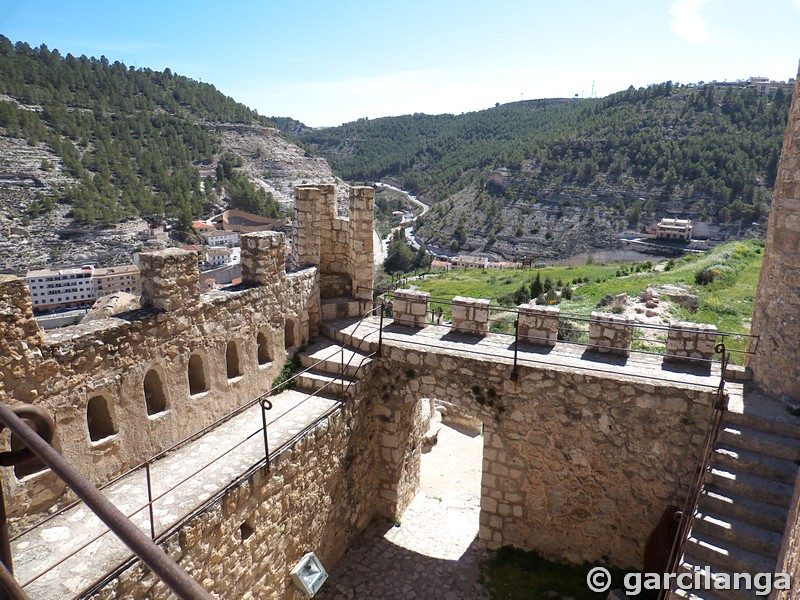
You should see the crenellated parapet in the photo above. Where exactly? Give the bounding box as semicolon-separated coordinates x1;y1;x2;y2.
451;296;491;336
240;231;286;286
0;275;44;400
294;184;375;300
517;304;560;346
588;312;634;357
139;248;200;312
1;197;325;525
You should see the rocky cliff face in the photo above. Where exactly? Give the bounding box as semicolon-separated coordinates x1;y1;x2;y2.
214;124;342;206
0;121;342;274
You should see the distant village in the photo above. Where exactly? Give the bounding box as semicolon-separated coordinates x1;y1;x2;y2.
25;209;289;327
25;209;692;326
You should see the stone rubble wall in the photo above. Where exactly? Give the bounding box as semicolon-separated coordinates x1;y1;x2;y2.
451;296;491;336
665;321;718;364
90;392;380;600
747;65;800;400
0;234;320;524
391;290;430;328
588;312;634;357
370;337;717;569
517;304;560;346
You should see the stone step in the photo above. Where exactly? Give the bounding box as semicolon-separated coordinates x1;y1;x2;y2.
320;322;380;355
712;444;798;486
699;486;788;534
295;371;358;399
676;559;763;600
321;297;372;321
725;391;800;440
691;509;783;558
717;424;800;463
684;533;776;578
299;339;374;379
707;466;793;508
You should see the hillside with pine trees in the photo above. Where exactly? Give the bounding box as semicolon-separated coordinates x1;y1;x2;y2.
0;37;336;271
286;81;791;259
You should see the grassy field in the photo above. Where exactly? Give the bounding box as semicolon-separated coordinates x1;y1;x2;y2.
406;239;764;361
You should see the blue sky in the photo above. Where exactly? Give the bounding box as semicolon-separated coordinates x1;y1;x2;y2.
1;0;798;127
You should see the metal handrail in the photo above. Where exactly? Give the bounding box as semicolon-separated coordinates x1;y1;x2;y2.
658;343;730;600
10;298;375;542
0;404;211;600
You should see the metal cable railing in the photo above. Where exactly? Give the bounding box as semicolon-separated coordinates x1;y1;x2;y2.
378;290;757;366
658;344;731;600
7;299;382;599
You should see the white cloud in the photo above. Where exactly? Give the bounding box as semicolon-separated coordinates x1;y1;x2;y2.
791;0;800;14
669;0;712;43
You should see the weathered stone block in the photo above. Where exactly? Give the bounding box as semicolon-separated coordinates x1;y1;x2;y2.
392;289;429;328
517;304;559;346
665;321;718;364
588;312;633;356
452;296;491;336
139;248;199;312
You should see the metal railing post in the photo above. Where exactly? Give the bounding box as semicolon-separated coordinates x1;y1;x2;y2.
377;302;385;357
0;483;14;600
0;561;28;600
260;399;273;473
510;317;520;381
0;404;212;600
145;462;156;540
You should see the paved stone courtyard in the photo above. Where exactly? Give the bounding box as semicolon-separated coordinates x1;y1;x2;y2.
317;423;491;600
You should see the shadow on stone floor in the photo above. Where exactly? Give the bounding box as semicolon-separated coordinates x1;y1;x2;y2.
316;519;490;600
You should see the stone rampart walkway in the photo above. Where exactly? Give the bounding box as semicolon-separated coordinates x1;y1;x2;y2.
12;389;338;600
327;317;723;390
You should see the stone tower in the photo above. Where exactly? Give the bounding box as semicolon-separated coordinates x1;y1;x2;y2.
747;64;800;400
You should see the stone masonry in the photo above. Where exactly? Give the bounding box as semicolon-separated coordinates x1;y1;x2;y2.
354;322;719;568
665;321;718;365
517;303;560;346
588;312;634;357
747;64;800;400
0;185;372;526
90;396;379;600
451;296;491;336
758;66;800;600
297;185;375;301
391;289;430;328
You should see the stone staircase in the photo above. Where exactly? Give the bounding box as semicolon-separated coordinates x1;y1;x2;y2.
675;394;800;600
295;308;373;400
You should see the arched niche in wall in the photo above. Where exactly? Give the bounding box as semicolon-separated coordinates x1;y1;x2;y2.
87;394;118;443
226;339;243;380
285;317;297;351
257;329;272;366
143;368;169;416
11;432;49;479
188;351;209;396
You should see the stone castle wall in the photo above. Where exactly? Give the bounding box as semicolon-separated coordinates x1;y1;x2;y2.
0;233;319;521
747;65;800;400
367;334;718;568
90;390;380;600
295;185;374;301
0;184;374;524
